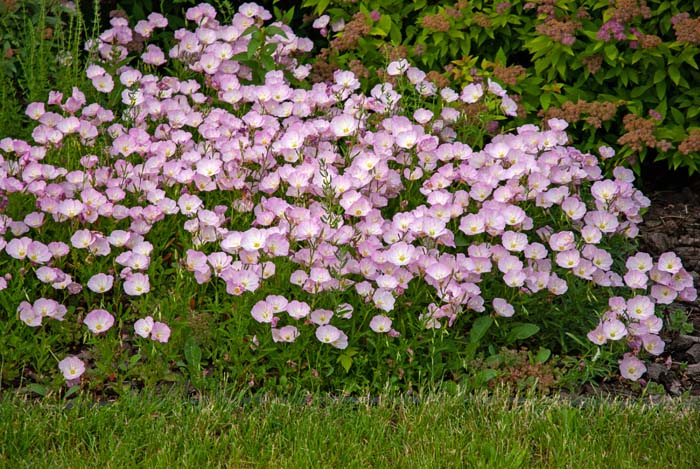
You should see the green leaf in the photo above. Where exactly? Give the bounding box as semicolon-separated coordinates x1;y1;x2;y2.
28;383;47;396
630;84;652;98
64;385;80;399
377;13;392;35
390;23;402;44
671;107;685;125
534;347;551;364
540;92;552;110
469;315;493;344
496;47;507;66
263;43;277;57
507;323;540;344
314;0;330;15
338;354;352;373
185;337;201;368
604;44;618;61
129;353;141;367
656;81;666;100
668;65;681;85
473;369;499;386
241;25;258;37
265;25;288;40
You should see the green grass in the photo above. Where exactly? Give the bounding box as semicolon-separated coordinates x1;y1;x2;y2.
2;388;699;468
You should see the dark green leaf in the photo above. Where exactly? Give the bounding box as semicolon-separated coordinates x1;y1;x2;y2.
265;25;288;40
507;323;540;343
668;65;681;85
469;315;493;344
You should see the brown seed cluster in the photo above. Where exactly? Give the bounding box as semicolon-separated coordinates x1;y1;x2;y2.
492;64;526;86
673;15;700;45
426;70;450;89
539;100;621;129
379;43;409;62
639;34;662;49
347;59;369;80
535;18;581;44
679;129;700;155
310;49;337;83
472;13;492;28
581;54;603;74
617;113;657;152
420;12;451;33
610;0;651;23
329;12;371;52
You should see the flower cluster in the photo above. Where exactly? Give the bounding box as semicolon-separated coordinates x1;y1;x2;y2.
1;3;695;385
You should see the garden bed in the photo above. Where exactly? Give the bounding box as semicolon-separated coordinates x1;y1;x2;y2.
637;169;700;396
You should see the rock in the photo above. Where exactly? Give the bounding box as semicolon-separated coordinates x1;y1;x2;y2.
642;232;671;253
686;363;700;382
667;379;683;396
646;363;668;382
684;343;700;364
668;334;700;352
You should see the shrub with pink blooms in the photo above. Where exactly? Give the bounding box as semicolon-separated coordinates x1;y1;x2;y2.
0;3;696;395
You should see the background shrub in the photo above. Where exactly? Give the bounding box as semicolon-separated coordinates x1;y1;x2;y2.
300;0;700;176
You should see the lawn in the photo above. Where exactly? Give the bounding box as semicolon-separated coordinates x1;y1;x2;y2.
2;388;700;468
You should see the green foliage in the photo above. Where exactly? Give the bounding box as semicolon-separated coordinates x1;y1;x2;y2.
0;0;91;138
300;0;700;175
666;308;694;335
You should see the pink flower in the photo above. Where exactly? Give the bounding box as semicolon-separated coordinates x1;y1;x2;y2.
6;237;31;260
92;74;114;93
151;321;171;342
657;252;682;274
251;300;274;323
619;354;646;381
123;273;150;296
316;324;341;344
625;295;654;320
134;316;154;338
587;324;607;345
330;114;357;137
58;356;86;381
641;334;664;355
87;273;114;293
461;83;483;103
84;309;115;334
493;298;515;317
287;300;311;320
372;288;395;312
602;319;627;341
369;314;392;333
18;301;42;327
272;325;300;343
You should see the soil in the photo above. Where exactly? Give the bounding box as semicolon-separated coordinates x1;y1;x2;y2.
615;163;700;398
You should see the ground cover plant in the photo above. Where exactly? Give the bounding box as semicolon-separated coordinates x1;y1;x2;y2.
300;0;700;176
0;2;697;399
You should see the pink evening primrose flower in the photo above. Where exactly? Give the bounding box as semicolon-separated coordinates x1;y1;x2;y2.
492;298;515;317
123;273;150;296
151;321;171;343
58;356;86;381
619;354;646;381
83;309;115;334
134;316;154;338
87;273;114;293
369;314;393;333
316;324;341;344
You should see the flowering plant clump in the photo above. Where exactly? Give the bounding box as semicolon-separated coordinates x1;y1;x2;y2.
0;2;696;393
